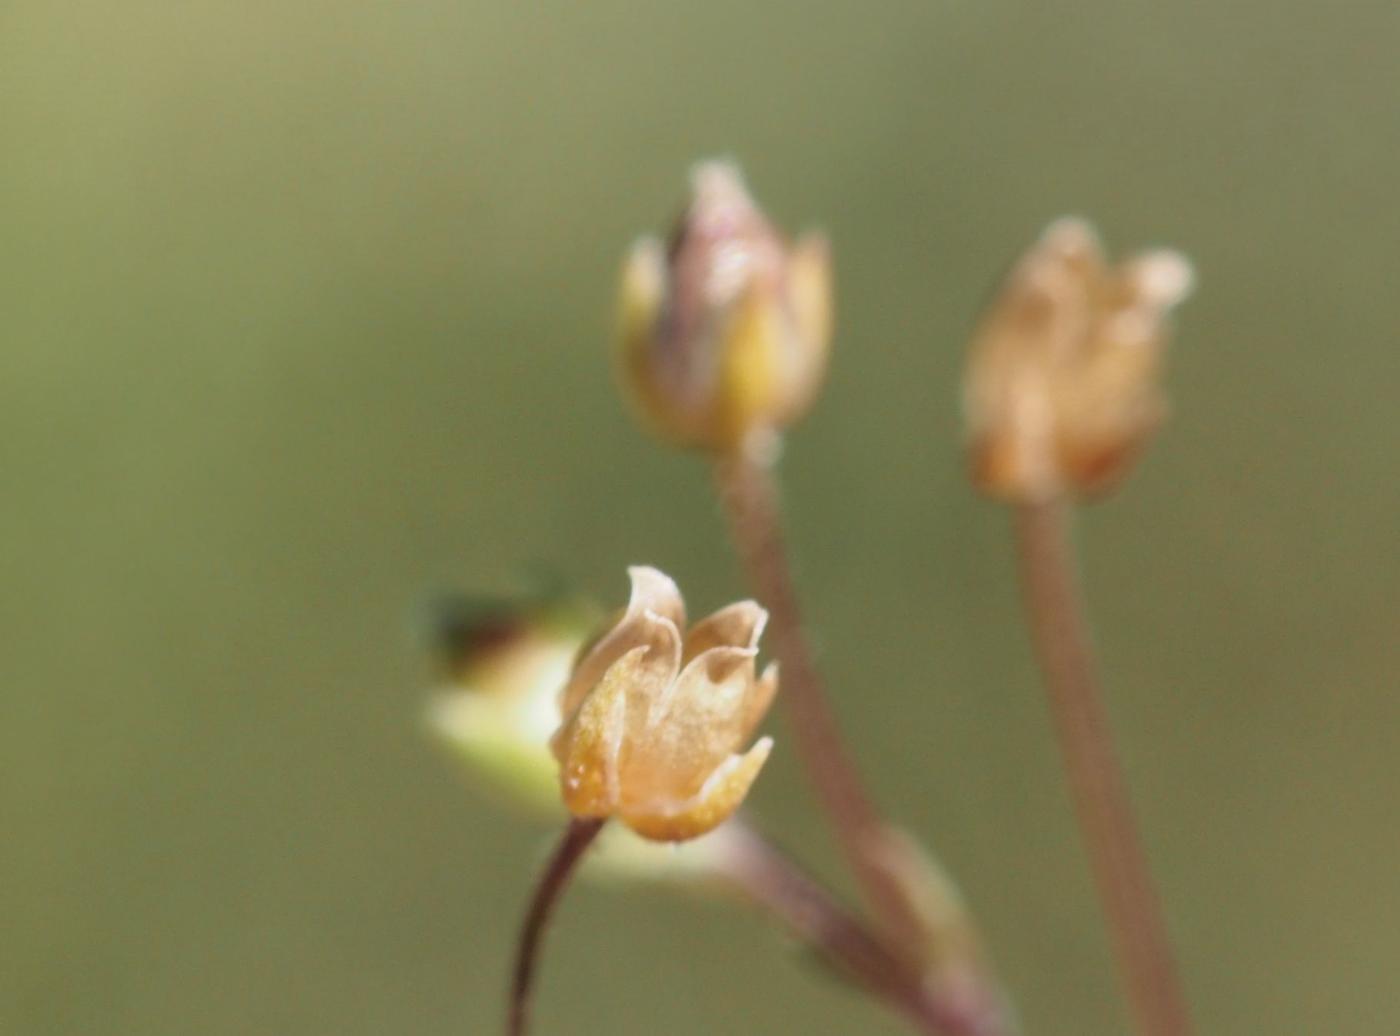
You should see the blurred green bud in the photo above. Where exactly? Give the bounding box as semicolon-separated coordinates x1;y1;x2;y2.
426;591;592;819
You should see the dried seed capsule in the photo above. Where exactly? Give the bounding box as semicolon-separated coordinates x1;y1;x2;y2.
964;218;1193;502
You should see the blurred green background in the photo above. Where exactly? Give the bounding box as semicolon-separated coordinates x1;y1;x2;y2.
4;2;1398;1034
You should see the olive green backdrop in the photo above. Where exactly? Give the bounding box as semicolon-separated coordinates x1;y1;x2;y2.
3;2;1397;1034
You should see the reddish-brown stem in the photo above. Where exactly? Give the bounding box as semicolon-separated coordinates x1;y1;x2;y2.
711;451;933;961
1013;500;1192;1036
506;818;606;1036
723;820;1009;1036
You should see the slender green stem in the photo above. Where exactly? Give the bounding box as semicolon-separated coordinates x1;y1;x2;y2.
713;450;1015;1035
1013;500;1192;1036
712;451;922;950
709;448;1022;1030
723;820;1009;1036
506;818;606;1036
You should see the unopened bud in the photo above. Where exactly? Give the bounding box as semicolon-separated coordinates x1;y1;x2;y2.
617;161;832;456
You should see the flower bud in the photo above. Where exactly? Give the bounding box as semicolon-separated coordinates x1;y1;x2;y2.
427;593;593;818
963;218;1194;502
551;566;779;842
617;161;832;456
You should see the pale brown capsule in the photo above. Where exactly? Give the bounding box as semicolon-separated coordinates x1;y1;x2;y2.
963;218;1194;502
550;567;778;842
617;162;832;456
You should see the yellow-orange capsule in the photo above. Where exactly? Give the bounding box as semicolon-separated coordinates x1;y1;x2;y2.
551;567;778;842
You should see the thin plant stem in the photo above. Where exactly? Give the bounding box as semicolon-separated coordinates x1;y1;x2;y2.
506;817;606;1036
711;449;927;959
1013;499;1192;1036
723;820;1009;1036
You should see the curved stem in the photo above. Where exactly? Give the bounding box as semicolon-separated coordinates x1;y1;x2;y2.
723;821;1010;1036
712;450;924;957
1013;500;1192;1036
506;818;606;1036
